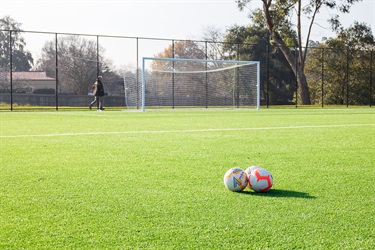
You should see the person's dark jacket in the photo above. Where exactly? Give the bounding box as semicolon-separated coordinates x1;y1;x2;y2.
93;79;105;97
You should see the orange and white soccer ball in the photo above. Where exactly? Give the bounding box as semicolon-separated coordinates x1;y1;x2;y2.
248;168;273;193
223;167;248;192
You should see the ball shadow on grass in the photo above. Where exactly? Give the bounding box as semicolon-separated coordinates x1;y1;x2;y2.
241;189;316;199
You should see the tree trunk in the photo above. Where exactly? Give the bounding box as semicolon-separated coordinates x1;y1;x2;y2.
271;32;311;104
296;67;311;105
262;0;311;105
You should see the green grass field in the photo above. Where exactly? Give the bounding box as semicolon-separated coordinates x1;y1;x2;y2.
1;108;374;249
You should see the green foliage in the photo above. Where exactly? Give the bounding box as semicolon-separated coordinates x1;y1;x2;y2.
154;40;206;60
1;109;374;249
235;0;364;105
223;24;296;104
327;0;364;31
0;16;34;71
305;22;375;105
337;21;375;49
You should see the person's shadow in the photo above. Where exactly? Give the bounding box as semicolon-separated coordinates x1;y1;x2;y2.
241;189;316;199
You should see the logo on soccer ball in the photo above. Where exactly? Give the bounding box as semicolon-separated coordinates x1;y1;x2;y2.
223;167;248;192
248;168;273;193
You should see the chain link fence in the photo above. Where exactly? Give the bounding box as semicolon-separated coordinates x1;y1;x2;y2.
0;30;373;110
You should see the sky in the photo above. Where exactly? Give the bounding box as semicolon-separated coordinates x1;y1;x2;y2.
1;0;374;67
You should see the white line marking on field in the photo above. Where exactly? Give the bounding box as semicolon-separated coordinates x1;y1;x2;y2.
1;124;374;139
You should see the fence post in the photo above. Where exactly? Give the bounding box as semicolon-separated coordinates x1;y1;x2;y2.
295;47;298;108
266;44;269;108
205;41;208;109
96;35;100;76
136;37;139;109
9;30;13;111
55;33;59;111
370;50;373;107
346;46;349;107
321;48;324;108
236;43;240;108
172;40;175;109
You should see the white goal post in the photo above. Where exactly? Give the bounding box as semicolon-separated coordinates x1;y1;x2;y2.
141;57;260;111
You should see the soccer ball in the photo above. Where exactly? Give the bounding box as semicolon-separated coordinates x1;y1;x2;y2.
245;166;262;178
248;168;273;193
223;167;248;192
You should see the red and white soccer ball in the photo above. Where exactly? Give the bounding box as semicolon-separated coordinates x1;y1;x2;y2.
223;167;248;192
248;167;273;193
245;166;262;177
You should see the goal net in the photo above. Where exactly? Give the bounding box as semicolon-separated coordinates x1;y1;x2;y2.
141;57;260;111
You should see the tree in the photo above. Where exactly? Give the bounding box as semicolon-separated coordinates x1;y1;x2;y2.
36;35;120;95
154;40;206;62
201;26;226;60
305;22;375;105
0;16;33;71
221;24;296;105
150;41;207;102
236;0;362;104
0;16;34;92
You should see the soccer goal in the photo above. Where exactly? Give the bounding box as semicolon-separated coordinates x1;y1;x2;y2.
141;57;260;111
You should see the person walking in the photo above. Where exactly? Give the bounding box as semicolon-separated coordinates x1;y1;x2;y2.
89;76;105;110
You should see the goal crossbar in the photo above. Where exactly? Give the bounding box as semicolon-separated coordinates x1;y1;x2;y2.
151;63;253;74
